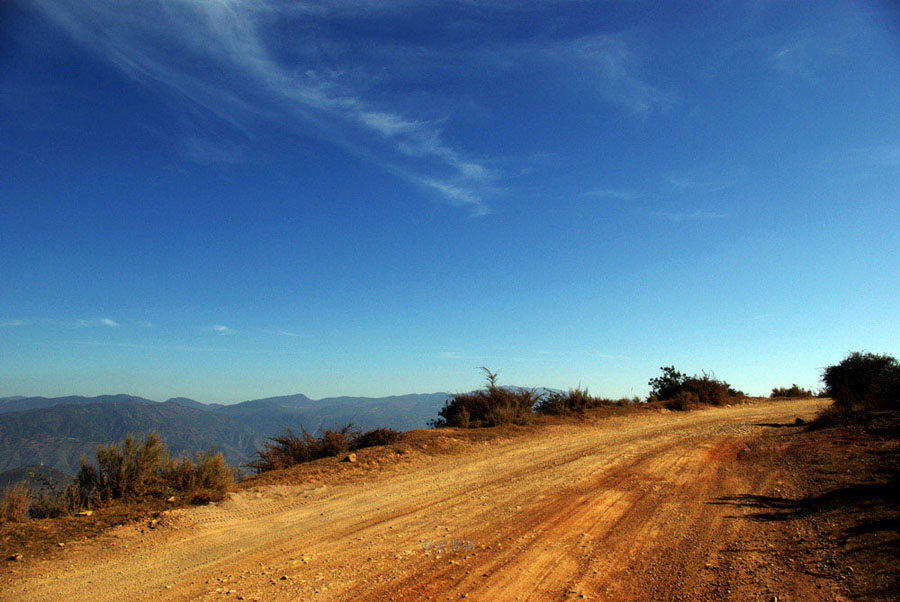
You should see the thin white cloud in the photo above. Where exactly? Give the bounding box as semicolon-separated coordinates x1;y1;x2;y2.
274;328;302;337
0;320;28;328
211;324;237;335
100;318;119;327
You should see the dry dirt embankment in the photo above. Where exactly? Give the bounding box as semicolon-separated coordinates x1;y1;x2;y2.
3;399;834;601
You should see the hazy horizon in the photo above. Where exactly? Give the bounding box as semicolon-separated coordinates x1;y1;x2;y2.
2;1;898;404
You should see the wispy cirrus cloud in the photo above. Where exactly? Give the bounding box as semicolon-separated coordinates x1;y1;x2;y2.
558;35;671;114
32;0;494;214
74;318;119;328
274;328;302;337
767;34;846;82
210;325;237;336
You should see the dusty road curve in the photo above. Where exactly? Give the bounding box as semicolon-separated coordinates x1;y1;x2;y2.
4;399;832;601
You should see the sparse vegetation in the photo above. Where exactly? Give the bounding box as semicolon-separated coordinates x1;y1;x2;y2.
647;366;744;410
430;368;542;428
534;387;629;415
770;384;814;398
248;425;403;474
74;432;234;506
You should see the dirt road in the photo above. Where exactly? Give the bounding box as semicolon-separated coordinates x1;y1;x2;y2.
4;399;837;601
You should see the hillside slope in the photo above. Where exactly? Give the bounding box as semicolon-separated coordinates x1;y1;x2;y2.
6;399;863;602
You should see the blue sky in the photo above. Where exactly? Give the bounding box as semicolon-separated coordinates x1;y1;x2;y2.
2;1;899;403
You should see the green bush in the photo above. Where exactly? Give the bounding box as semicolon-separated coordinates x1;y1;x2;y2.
770;384;814;398
823;351;900;411
648;366;687;401
431;368;540;428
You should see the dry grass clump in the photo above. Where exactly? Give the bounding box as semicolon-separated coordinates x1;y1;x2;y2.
0;483;32;523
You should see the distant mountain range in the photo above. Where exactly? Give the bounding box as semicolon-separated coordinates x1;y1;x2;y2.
0;392;453;475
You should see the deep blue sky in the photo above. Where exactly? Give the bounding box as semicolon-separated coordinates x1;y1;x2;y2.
2;1;898;403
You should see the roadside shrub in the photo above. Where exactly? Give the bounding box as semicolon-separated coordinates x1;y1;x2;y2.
431;368;540;428
648;366;743;409
771;384;814;398
249;427;335;473
89;433;167;501
0;483;32;523
684;372;739;406
164;450;234;504
250;424;403;473
823;351;900;411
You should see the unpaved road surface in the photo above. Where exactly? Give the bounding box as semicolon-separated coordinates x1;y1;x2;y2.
4;399;838;601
